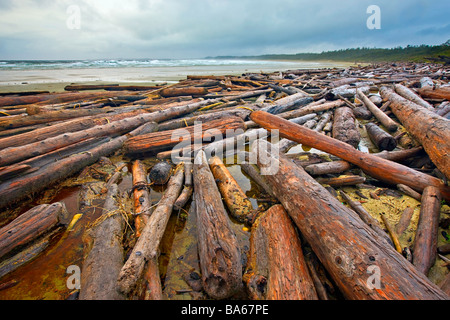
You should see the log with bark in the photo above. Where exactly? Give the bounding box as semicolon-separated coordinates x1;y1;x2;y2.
0;115;159;167
394;84;434;110
243;204;318;300
174;162;194;211
412;186;442;275
124;116;245;155
249;110;450;202
339;191;393;245
130;161;164;300
79;184;126;300
160;87;209;98
332;107;361;148
380;86;450;181
0;109;146;150
117;164;185;295
132;160;153;238
209;156;253;223
193;151;242;300
0;91;127;108
395;207;415;235
249;139;448;300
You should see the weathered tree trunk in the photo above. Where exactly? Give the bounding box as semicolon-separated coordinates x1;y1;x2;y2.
316;175;366;187
249;111;450;202
380;86;450;181
80;184;126;300
0;109;145;150
328;85;370;100
240;163;276;198
397;184;422;201
244;204;318;300
261;95;313;115
130;161;163;300
160;87;208;98
125;116;245;154
0;203;68;260
0;107;117;130
249;139;448;300
313;111;333;132
0;115;159;167
339;191;393;245
394;84;434;110
117;164;185;295
0;91;125;108
209;156;253;223
158;108;248;132
193;151;242;300
418;86;450;101
305;161;352;176
174;162;194;211
412;186;442;275
0;122;157;210
365;123;397;151
332;107;361;148
358;89;398;132
395;207;415;235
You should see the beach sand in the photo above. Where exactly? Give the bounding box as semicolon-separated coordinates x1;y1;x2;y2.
0;60;354;93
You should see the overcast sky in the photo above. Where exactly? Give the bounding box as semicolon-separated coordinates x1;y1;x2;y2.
0;0;448;60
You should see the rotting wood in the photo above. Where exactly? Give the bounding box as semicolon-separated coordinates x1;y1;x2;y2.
365;122;397;151
209;156;253;223
243;204;318;300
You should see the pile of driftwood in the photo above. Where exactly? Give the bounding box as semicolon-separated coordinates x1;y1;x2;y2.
0;61;450;300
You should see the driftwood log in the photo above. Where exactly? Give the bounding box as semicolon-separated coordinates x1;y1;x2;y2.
244;204;318;300
193;151;242;300
125;116;245;155
412;186;442;275
0;203;68;260
131;161;163;300
117;164;185;295
394;84;434;110
209;156;253;223
332;107;361;148
80;184;126;300
380;86;450;181
358;89;398;132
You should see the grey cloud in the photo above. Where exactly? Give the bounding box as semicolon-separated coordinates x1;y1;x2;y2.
0;0;448;60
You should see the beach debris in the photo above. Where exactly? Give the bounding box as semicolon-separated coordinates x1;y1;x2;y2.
0;61;449;301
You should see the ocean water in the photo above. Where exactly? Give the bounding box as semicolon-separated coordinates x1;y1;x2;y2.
0;58;323;71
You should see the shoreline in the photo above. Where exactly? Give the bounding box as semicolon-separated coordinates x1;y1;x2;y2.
0;60;355;93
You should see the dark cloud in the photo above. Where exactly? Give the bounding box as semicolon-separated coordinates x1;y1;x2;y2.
0;0;448;59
